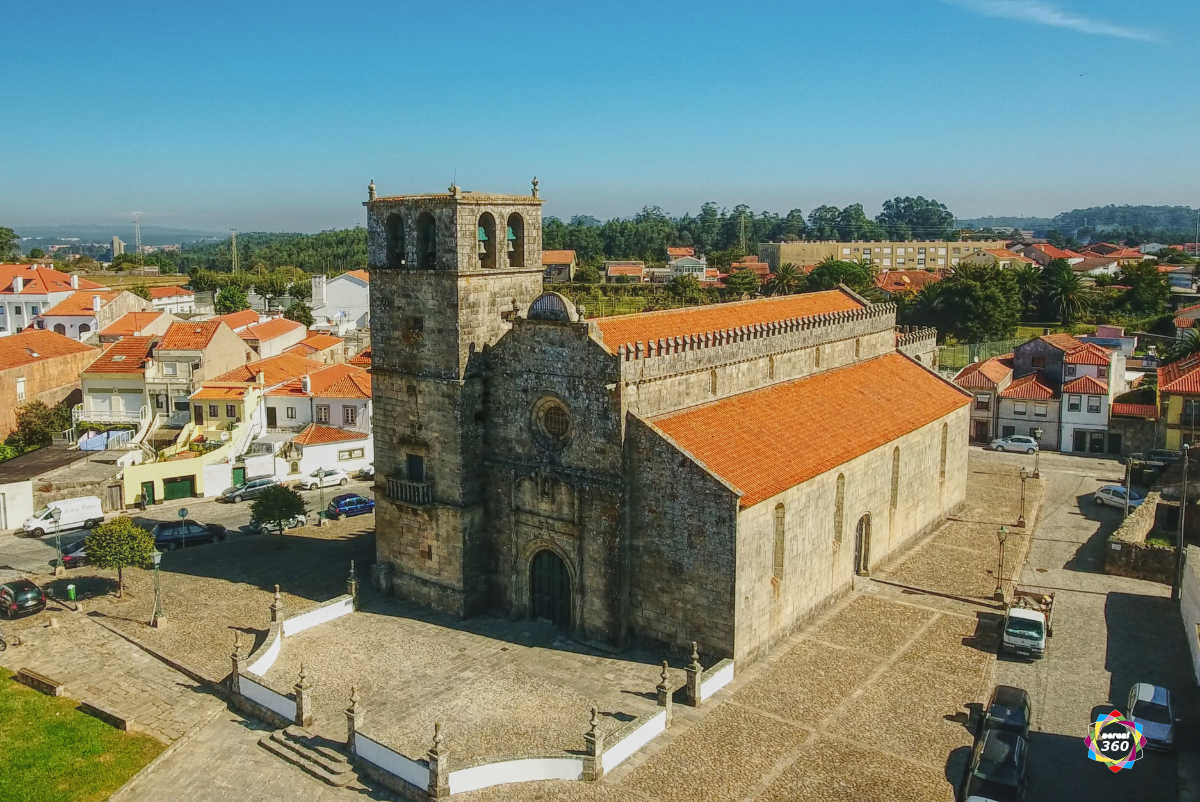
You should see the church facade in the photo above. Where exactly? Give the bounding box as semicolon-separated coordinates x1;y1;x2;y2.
366;183;969;663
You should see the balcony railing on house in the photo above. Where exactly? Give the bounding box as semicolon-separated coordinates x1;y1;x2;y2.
72;404;150;425
387;477;432;506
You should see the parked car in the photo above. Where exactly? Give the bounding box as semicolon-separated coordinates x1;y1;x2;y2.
1093;485;1145;509
219;477;279;503
982;685;1032;738
1127;682;1179;751
326;493;375;519
151;520;227;550
357;464;375;480
964;727;1029;802
247;512;308;534
0;579;46;619
299;468;349;491
989;435;1039;453
60;538;90;569
22;496;104;537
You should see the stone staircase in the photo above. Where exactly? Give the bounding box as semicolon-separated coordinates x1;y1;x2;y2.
258;725;356;787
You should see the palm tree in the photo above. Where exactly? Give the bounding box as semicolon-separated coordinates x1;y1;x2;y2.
1010;264;1041;317
1042;270;1091;324
1168;329;1200;364
769;262;804;295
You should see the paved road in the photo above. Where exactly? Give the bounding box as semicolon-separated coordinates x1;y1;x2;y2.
984;447;1195;801
0;479;375;583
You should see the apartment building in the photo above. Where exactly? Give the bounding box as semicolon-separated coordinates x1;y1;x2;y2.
757;240;1009;271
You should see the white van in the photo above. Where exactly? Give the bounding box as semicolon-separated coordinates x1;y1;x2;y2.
23;496;104;537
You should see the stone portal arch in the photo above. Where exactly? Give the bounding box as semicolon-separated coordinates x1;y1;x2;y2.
529;548;572;629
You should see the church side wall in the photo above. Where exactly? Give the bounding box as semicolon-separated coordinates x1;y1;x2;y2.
732;404;969;663
625;416;740;659
620;310;897;418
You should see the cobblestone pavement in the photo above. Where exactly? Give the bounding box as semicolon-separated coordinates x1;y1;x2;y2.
0;611;222;743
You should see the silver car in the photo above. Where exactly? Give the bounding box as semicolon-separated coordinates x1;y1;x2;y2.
990;435;1039;453
1127;682;1178;750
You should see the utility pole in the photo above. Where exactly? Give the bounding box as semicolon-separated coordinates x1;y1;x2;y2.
739;212;746;254
230;229;240;273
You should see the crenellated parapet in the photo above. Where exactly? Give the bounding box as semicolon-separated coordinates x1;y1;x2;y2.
895;325;939;369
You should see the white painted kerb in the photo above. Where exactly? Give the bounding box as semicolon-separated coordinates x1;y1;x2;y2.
283;596;354;637
448;757;584;795
354;733;429;789
601;710;666;774
246;628;282;676
240;675;294;721
699;660;734;701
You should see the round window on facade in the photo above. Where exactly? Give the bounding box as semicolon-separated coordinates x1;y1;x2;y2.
533;397;571;444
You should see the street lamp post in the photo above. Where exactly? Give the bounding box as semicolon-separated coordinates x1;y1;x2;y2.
51;508;63;577
1031;428;1043;478
1017;468;1028;528
995;526;1009;601
1175;444;1190;602
150;549;165;627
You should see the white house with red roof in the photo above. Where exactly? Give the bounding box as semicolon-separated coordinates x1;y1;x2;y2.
238;316;306;358
1023;243;1085;266
0;264;104;338
36;289;153;342
147;285;195;314
311;269;370;333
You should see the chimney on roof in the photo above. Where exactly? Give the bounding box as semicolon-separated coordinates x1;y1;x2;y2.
256;371;265;387
301;374;311;395
92;294;102;312
70;273;79;289
13;276;22;292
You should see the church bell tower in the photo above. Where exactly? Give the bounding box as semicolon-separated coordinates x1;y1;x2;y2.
365;180;544;615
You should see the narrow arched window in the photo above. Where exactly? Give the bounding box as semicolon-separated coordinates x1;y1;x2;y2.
940;422;948;482
386;213;406;267
768;355;775;380
891;447;900;511
477;212;497;269
855;338;861;358
416;212;436;268
833;473;845;547
506;213;526;267
815;346;822;368
710;369;717;395
773;503;785;582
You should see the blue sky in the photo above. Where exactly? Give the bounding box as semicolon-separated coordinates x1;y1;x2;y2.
2;0;1197;232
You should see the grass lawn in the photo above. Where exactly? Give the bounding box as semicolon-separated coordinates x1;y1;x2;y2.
0;668;163;802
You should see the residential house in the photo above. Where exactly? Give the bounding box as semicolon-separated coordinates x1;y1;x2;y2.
996;374;1060;449
729;256;772;281
285;331;345;364
37;290;153;341
1023;244;1085;266
98;311;174;344
1108;401;1160;457
238;316;306;358
604;261;645;282
1158;354;1200;449
147;286;196;314
278;424;373;479
874;269;945;298
952;354;1013;443
1081;325;1137;356
77;337;157;428
666;247;695;260
1161;264;1195;292
0;265;104;338
349;345;371;368
210;309;260;332
1174;303;1200;337
758;239;1009;270
960;249;1035;269
149;320;255;425
1080;244;1149;266
668;255;710;282
263;362;371;434
541;250;577;282
1061;373;1117;453
1070;256;1120;279
0;330;98;438
311;269;369;331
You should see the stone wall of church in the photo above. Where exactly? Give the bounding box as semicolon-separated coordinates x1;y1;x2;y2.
625;416;740;659
617;306;898;418
731;404;970;662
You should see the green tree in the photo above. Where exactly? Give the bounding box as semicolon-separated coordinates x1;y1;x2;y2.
806;257;875;293
904;264;1020;342
725;268;760;296
251;486;306;535
214;285;249;315
1168;329;1200;364
284;300;314;326
876;196;955;240
188;268;220;293
288;280;312;301
6;401;68;451
28;247;45;259
1117;260;1169;316
253;270;292;309
574;264;601;283
85;517;154;597
129;283;152;301
1010;264;1042;317
0;227;17;260
1038;259;1091;323
807;206;841;240
768;262;805;295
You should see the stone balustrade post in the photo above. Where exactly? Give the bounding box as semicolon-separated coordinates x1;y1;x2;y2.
427;722;449;798
229;632;243;695
270;583;283;624
583;704;605;781
685;641;702;707
346;560;359;610
656;660;673;727
294;664;313;728
345;687;362;755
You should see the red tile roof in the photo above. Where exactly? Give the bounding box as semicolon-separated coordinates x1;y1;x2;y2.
148;285;194;299
1029;244;1083;260
83;336;156;375
239;317;304;343
342;269;370;283
0;264;103;295
158;320;225;351
874;270;944;294
1111;402;1157;419
349;346;371;367
0;329;98;371
191;385;248;400
41;290;118;316
542;250;577;265
605;264;644;277
953;355;1013;388
651;353;968;508
1159;354;1200;394
212;352;324;386
667;247;695;258
999;373;1056;400
592;289;864;352
211;309;259;331
293;424;368;446
984;248;1033;263
285;331;343;356
1064;343;1112;365
1063;375;1107;394
1038;333;1086;352
1071;256;1118;273
267;363;371;399
100;311;165;337
1176;317;1198;330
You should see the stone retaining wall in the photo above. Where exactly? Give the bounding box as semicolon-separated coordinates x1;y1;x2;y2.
1105;492;1176;583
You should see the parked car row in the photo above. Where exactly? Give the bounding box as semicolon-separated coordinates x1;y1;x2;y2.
219;467;367;502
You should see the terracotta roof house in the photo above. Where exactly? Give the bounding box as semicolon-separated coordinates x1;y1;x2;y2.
666;247;695;259
349;345;371;367
148;320;254;425
36;290;153;342
952;354;1014;443
1174;302;1200;335
311;270;370;332
541;250;578;282
285;331;345;364
0;265;104;338
147;285;196;314
264;362;372;436
1158;354;1200;447
76;337;159;427
238;317;307;358
1070;256;1119;278
0;329;99;438
603;261;646;282
1024;244;1085;266
211;309;259;332
99;311;174;343
874;269;945;297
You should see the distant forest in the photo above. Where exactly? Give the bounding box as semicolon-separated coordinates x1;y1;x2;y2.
960;204;1199;244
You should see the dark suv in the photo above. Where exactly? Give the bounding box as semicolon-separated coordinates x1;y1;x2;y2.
219;477;279;503
151;520;227;550
964;727;1029;802
983;684;1032;738
1;579;46;619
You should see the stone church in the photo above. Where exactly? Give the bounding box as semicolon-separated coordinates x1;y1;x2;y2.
365;182;970;663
